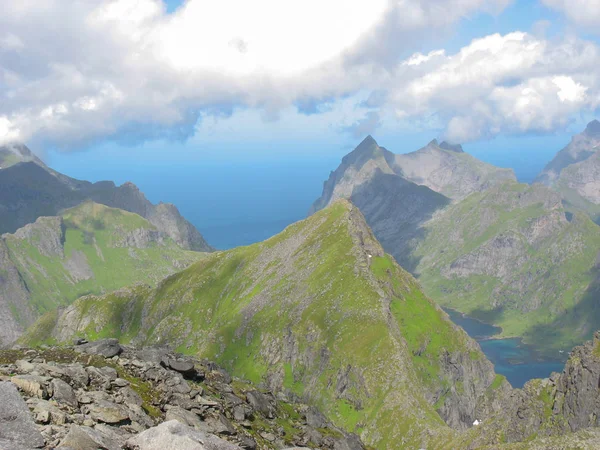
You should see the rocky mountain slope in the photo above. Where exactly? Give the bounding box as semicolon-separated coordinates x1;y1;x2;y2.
0;201;204;347
309;136;451;271
391;139;516;201
23;200;500;449
311;137;600;356
0;339;364;450
535;120;600;221
0;143;212;252
452;330;600;449
309;136;515;271
412;180;600;355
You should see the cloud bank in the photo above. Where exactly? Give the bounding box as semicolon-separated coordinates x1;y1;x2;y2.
1;0;598;147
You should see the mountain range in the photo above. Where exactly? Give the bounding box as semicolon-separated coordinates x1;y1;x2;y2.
310;123;600;356
20;200;600;449
0;143;212;347
0;143;212;252
24;200;502;449
4;127;600;448
535;119;600;222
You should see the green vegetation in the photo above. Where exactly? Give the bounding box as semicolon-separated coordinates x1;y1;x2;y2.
413;181;600;356
4;201;203;335
25;200;493;449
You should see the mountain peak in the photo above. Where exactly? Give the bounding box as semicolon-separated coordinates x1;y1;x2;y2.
585;119;600;136
0;143;45;169
360;134;377;145
439;141;464;153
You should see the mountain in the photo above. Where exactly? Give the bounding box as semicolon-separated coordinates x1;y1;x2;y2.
535;120;600;221
412;180;600;356
23;200;501;449
310;136;514;272
453;331;600;448
0;340;365;449
0;201;204;347
0;142;45;169
0;143;212;252
311;137;600;356
391;138;516;200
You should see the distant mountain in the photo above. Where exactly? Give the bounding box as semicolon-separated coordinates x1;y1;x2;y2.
0;142;45;168
311;137;600;356
0;143;212;252
24;200;500;449
310;136;514;271
535;120;600;221
412;180;600;356
0;201;204;347
391;138;516;200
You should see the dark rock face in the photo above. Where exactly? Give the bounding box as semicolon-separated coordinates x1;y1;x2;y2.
75;338;123;358
466;331;600;447
554;331;600;431
0;341;365;450
0;381;45;449
0;152;212;252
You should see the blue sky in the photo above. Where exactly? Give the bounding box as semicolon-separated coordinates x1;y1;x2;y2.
2;0;600;246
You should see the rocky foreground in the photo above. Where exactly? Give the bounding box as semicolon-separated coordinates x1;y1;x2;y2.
0;339;364;450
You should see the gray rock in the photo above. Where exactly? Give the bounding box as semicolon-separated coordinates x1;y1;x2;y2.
58;424;122;450
75;338;122;358
63;364;89;387
163;358;196;377
73;338;88;346
124;420;241;450
51;378;78;408
166;406;204;429
83;399;130;424
0;381;45;448
10;375;49;399
246;390;276;419
305;406;327;428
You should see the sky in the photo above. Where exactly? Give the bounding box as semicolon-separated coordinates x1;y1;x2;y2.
2;0;600;247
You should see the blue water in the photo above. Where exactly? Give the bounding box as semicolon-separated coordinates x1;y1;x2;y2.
443;308;566;388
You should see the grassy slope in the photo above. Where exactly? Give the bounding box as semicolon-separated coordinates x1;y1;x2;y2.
25;201;492;449
4;202;203;324
413;181;600;354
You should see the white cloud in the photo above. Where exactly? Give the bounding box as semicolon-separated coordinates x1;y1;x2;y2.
387;32;600;142
0;0;510;146
542;0;600;30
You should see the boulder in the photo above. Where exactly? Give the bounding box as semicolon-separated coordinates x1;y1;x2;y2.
124;420;242;449
0;381;45;449
245;390;276;419
166;406;204;429
58;424;122;450
10;375;49;399
83;399;130;424
75;339;122;358
162;358;196;377
51;378;78;408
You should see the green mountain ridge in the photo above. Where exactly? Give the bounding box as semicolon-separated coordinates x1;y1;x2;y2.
24;200;501;449
0;201;204;347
